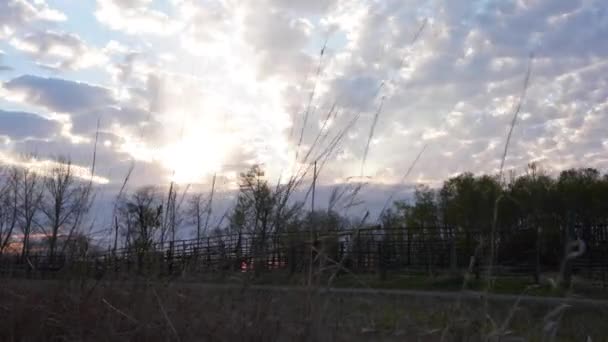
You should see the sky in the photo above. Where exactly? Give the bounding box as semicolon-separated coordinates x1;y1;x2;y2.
1;0;607;221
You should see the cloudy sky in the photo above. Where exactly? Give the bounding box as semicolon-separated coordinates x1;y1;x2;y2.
1;0;607;205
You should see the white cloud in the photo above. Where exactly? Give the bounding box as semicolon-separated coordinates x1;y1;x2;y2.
10;31;108;70
0;0;66;39
95;0;180;35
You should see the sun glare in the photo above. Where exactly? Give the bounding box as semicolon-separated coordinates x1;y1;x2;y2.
160;131;228;184
110;11;297;186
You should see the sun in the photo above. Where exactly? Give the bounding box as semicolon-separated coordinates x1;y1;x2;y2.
132;30;294;186
160;129;229;184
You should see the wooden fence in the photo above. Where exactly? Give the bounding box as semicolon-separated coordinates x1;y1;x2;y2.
1;225;607;285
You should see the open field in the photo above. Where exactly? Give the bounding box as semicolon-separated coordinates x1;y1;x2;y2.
2;278;608;341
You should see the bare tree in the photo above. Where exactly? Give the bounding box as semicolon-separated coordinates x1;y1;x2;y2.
237;166;275;236
0;167;19;254
188;193;206;242
12;165;44;260
39;157;90;260
188;176;217;243
160;183;176;245
234;165;277;274
119;186;163;253
158;183;190;246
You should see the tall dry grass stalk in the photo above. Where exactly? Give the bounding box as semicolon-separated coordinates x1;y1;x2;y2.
360;19;427;178
486;53;534;288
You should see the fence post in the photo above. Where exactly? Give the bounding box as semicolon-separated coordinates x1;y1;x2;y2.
356;231;362;272
378;240;387;281
534;224;541;284
182;241;187;274
168;241;174;275
407;228;412;267
206;238;211;267
450;230;457;273
560;212;576;289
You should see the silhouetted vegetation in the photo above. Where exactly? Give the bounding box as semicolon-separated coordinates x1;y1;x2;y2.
2;161;607;293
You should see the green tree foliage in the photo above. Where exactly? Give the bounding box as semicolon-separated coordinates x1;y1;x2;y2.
390;166;608;231
385;166;608;279
437;173;502;232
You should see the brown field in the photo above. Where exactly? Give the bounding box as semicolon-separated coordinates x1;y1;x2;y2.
2;278;608;341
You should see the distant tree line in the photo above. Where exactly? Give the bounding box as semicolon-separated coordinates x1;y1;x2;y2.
382;163;608;232
380;163;608;283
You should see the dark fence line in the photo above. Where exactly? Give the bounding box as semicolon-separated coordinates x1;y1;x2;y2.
1;225;607;285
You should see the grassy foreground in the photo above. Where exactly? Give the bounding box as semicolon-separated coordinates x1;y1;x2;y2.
1;277;608;341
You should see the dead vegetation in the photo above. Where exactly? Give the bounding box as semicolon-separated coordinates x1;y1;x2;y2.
1;278;607;342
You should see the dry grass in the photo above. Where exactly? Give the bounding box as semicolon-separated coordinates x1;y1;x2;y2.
1;277;607;341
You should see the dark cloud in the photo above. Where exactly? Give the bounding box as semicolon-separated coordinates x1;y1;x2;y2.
3;75;116;114
1;74;155;140
0;109;60;140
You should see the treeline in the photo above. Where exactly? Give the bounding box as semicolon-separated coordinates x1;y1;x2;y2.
378;163;608;282
382;163;608;230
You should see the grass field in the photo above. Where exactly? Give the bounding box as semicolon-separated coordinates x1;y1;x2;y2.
2;277;607;341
